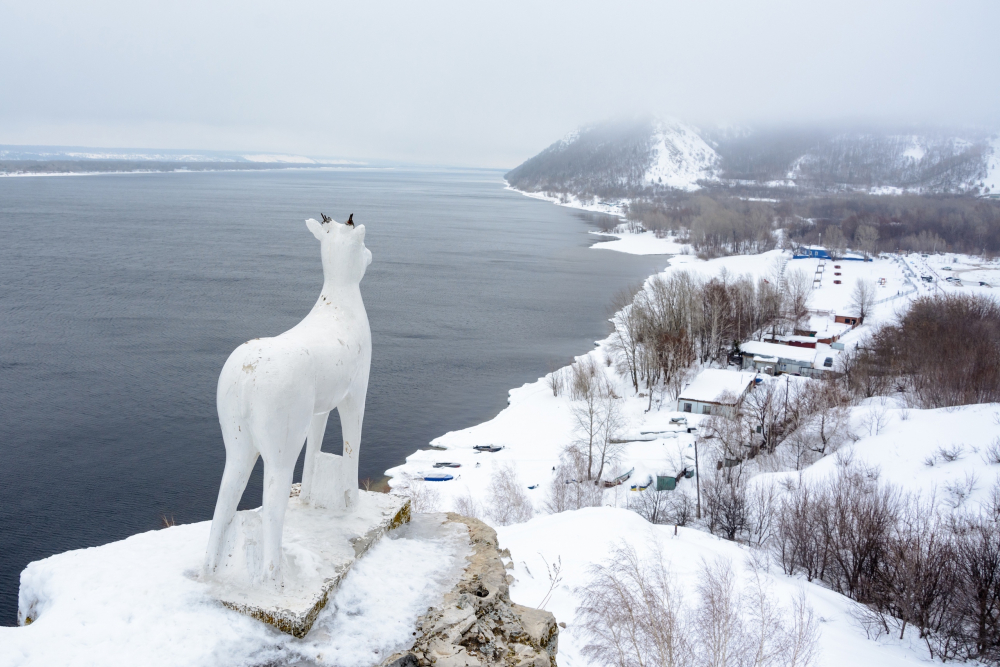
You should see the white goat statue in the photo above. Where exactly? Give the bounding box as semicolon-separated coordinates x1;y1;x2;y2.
204;216;373;588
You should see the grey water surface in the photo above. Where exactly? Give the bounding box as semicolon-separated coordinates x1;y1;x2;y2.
0;168;666;623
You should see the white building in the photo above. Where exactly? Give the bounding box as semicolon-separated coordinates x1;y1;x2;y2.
739;340;840;377
675;369;757;417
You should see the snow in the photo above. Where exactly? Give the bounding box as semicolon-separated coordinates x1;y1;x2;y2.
0;515;470;667
760;402;1000;511
433;397;1000;667
800;313;853;339
902;137;926;162
643;118;719;191
791;255;915;323
984;136;1000;193
740;340;833;367
900;252;1000;302
677;369;756;403
497;508;951;667
589;230;689;255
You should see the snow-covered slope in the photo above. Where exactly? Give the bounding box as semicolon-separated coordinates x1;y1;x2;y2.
983;136;1000;194
644;118;719;190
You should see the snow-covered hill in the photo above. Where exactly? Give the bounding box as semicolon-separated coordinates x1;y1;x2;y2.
503;117;717;199
644;118;719;190
505;119;998;198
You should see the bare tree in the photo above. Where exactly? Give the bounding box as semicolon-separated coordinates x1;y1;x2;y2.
570;358;602;480
545;367;564;397
545;444;605;512
609;286;645;392
850;279;876;324
453;489;483;520
593;385;627;482
579;543;692;667
703;464;752;542
393;474;441;513
782;268;813;331
867;294;1000;408
629;487;694;526
741;381;783;454
791;380;852;457
485;464;535;525
580;546;821;667
824;226;848;260
854;224;880;261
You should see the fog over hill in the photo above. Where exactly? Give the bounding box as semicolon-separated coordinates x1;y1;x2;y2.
505;118;1000;199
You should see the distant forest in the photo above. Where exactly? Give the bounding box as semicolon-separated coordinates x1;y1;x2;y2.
626;195;1000;257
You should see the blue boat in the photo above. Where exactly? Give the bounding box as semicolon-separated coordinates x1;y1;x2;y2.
423;474;454;482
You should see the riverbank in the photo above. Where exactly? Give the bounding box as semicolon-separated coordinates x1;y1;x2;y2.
384;184;1000;667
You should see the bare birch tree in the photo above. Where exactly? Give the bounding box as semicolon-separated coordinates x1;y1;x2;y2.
850;279;876;323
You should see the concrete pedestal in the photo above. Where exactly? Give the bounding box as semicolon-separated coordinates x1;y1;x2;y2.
207;489;410;637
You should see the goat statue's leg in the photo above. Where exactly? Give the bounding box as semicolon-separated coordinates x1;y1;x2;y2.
260;461;295;585
299;411;330;504
336;388;367;509
258;409;310;586
205;437;258;575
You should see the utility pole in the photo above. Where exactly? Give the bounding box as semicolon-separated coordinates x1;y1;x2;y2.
694;434;702;520
784;374;789;426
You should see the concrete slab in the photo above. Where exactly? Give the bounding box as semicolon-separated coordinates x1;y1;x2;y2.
207;489;410;637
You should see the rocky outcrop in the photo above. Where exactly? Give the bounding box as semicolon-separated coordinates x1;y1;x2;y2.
380;514;558;667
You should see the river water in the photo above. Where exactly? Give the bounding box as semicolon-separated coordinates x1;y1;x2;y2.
0;168;666;623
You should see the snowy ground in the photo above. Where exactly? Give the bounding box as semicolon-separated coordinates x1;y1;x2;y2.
498;508;962;667
905;252;1000;296
386;200;1000;666
790;255;912;317
763;402;1000;510
589;230;691;255
0;515;470;667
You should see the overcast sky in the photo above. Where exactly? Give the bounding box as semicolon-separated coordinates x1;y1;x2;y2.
1;0;998;167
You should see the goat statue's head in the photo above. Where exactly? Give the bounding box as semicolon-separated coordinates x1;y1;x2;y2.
305;215;372;286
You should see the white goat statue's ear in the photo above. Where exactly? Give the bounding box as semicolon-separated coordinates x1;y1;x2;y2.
306;217;326;240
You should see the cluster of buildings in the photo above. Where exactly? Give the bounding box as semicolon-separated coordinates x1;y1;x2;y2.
674;310;859;417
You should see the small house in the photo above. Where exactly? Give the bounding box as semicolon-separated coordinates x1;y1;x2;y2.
835;314;860;327
792;245;832;260
740;340;839;378
675;369;757;417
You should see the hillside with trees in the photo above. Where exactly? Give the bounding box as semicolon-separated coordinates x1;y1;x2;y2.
505;118;998;199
